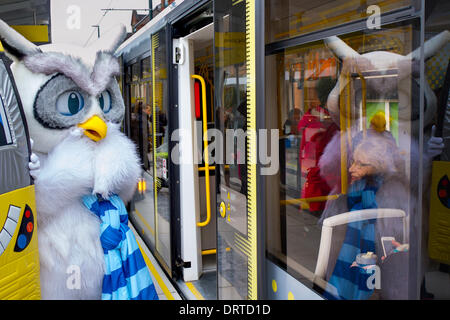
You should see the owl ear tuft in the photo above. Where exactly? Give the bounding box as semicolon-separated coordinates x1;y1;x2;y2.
0;19;41;61
406;30;450;61
87;24;126;55
324;35;360;60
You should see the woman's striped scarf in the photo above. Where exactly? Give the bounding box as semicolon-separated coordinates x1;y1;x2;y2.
83;194;159;300
324;177;382;300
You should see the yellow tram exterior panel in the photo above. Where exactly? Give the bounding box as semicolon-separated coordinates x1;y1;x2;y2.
0;25;49;51
429;161;450;265
0;185;40;300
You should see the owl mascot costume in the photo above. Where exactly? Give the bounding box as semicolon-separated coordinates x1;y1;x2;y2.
0;20;158;300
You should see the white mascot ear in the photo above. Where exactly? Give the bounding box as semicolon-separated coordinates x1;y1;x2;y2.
407;30;450;61
87;24;127;54
324;35;360;60
0;19;41;61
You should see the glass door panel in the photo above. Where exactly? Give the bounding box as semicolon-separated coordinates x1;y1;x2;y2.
152;28;172;272
215;0;257;300
128;60;157;251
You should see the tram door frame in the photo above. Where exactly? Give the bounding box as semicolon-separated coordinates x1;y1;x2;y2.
172;17;218;282
172;34;203;282
166;23;183;281
146;24;183;280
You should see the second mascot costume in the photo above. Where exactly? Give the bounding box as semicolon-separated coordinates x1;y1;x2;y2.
0;19;158;300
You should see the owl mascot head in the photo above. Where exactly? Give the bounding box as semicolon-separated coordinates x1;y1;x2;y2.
0;20;150;299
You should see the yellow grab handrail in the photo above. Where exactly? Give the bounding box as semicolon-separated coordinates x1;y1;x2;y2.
339;72;348;194
346;72;352;151
201;249;217;255
198;166;215;172
359;71;367;138
192;74;211;227
280;194;341;206
197;165;230;172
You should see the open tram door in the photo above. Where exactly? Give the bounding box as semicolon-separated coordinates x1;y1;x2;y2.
173;10;218;286
0;53;40;299
214;0;265;299
173;0;265;299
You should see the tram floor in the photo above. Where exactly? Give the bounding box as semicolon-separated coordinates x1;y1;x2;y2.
177;269;218;300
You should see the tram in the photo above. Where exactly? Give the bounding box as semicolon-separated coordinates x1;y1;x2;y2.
115;0;450;300
0;53;40;299
0;0;449;301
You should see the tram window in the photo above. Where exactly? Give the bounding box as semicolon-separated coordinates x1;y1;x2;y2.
264;22;439;299
125;65;132;84
127;59;151;170
127;56;157;253
152;28;172;269
222;66;248;195
131;61;140;82
265;0;412;44
142;57;151;79
130;82;143;160
0;95;13;146
215;0;250;300
141;81;152;171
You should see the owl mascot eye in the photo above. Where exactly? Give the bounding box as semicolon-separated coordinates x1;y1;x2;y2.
0;19;158;300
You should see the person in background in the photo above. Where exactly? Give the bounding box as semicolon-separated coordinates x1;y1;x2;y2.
297;77;338;213
322;134;409;300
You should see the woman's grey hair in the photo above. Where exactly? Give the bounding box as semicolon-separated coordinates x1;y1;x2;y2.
353;135;405;178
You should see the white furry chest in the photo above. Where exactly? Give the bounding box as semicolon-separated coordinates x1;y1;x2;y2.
36;199;105;299
37;201;104;273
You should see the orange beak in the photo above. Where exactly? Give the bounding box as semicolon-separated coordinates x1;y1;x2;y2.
77;115;107;142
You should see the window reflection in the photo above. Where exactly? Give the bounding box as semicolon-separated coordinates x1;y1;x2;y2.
265;0;411;44
152;29;172;270
127;60;157;250
265;23;439;299
222;67;248;195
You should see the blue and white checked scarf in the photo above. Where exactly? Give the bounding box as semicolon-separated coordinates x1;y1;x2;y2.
83;194;159;300
324;177;381;300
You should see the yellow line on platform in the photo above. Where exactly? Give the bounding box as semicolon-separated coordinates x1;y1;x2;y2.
136;239;174;300
186;282;205;300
